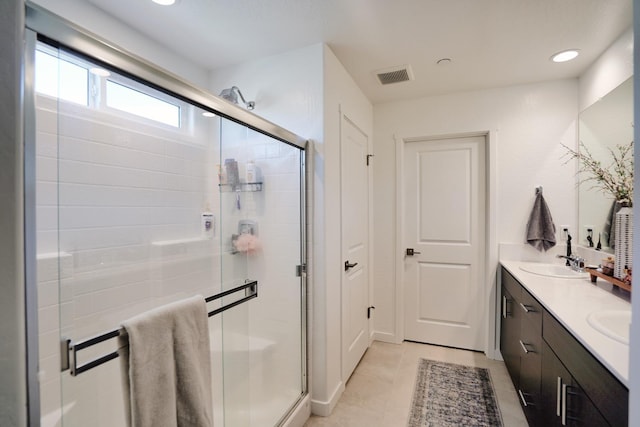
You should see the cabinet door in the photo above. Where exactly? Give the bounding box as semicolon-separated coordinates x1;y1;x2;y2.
543;311;627;426
541;342;608;427
500;285;521;388
518;290;542;425
565;376;608;427
519;319;541;424
541;341;568;426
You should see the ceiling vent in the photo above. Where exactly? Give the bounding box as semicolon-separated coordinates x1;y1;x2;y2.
375;65;414;85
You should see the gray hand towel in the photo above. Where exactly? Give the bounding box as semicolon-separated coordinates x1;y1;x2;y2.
118;295;213;427
526;192;557;251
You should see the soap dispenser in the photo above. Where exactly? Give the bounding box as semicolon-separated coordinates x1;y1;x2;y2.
201;203;214;239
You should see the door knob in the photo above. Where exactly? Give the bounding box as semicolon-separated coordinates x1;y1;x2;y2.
344;261;358;271
406;248;421;256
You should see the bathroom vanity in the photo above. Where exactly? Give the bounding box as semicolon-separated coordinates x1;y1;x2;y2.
500;261;629;426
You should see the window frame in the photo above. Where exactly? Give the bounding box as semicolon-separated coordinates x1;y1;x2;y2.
34;42;191;134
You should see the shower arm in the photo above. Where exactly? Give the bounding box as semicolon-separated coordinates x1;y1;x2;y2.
231;86;255;110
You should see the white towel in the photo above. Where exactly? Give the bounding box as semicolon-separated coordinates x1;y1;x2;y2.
525;192;557;252
118;295;213;427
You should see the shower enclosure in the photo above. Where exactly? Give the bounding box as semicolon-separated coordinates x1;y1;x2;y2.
27;5;307;426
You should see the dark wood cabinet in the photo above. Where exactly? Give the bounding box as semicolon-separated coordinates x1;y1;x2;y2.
500;286;521;388
500;266;629;427
500;269;542;425
543;310;628;426
540;341;608;426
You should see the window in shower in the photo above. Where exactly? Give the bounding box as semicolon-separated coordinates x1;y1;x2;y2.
35;49;88;105
35;44;183;129
105;80;181;127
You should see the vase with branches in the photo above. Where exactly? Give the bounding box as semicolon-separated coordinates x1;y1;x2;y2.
562;140;634;207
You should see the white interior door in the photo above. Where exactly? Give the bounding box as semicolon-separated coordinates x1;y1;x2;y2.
341;113;370;380
402;135;486;351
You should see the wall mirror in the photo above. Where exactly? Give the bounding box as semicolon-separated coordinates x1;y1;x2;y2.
578;77;633;253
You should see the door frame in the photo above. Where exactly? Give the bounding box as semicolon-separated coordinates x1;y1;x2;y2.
394;131;499;357
339;106;374;380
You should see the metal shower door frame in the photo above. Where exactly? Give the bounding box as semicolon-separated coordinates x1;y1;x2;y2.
23;2;310;423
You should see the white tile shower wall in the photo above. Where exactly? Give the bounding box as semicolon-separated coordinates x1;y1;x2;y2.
35;95;222;425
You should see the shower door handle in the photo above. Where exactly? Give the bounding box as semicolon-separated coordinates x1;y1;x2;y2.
344;261;358;271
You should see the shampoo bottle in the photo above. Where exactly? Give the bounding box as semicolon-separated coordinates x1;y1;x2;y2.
246;160;256;183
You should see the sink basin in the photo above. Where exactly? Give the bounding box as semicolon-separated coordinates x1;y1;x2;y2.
519;263;590;279
587;309;631;345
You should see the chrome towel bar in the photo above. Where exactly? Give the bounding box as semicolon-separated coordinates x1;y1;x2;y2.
61;280;258;376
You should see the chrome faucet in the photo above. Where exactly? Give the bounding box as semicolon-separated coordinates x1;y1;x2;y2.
556;254;585;272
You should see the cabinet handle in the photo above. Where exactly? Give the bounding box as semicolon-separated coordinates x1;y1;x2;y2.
502;296;507;318
518;389;528;407
556;377;562;416
519;302;533;313
561;383;568;426
519;340;530;354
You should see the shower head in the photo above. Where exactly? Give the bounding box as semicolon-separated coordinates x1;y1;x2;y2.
219;86;255;110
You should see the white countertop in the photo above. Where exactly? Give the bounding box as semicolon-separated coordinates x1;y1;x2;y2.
500;260;630;387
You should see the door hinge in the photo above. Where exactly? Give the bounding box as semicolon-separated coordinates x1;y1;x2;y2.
367;306;376;319
366;154;374;166
296;264;307;277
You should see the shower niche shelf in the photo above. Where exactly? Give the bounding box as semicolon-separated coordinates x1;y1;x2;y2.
219;182;263;192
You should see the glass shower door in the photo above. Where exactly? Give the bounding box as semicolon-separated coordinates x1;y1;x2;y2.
31;23;306;427
34;42;221;425
219;118;305;426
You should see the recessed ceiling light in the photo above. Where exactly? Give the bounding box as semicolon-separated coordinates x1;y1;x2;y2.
551;49;580;63
202;112;216;118
436;58;452;66
89;67;110;77
152;0;176;5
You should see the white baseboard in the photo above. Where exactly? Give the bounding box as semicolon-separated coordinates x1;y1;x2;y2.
492;348;504;361
372;331;402;344
310;381;345;417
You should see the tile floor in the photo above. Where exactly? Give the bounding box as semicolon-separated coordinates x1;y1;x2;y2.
304;341;528;427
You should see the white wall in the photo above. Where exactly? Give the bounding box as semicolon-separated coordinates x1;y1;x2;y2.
372;79;579;346
320;45;374;414
208;44;324;140
1;1;28;425
579;27;633;112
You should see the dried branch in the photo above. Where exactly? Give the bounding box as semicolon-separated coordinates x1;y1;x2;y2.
561;140;633;206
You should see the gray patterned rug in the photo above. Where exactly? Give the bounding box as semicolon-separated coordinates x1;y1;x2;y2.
407;359;503;427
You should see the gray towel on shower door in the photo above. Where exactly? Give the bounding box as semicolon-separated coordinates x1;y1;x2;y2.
525;192;557;251
118;295;213;427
